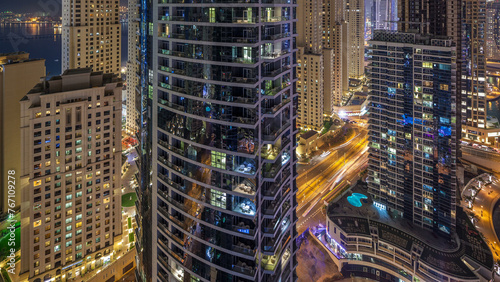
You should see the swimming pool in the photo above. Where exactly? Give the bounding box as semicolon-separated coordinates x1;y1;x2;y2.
347;193;368;207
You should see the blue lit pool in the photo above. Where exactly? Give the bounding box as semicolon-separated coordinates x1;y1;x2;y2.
347;193;368;207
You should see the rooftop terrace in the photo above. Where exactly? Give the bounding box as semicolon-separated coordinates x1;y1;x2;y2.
327;184;494;279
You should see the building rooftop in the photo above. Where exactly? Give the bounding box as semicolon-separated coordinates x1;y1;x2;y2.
0;51;44;65
327;183;494;279
301;130;318;140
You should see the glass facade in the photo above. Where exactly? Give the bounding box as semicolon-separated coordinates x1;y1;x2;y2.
150;1;300;281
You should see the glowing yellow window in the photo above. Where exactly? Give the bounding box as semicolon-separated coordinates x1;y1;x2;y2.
33;220;42;227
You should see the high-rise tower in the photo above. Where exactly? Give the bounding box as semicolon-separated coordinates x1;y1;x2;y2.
346;0;365;79
367;31;458;235
461;0;492;144
297;0;325;130
143;1;300;281
62;0;121;75
486;1;500;60
126;0;140;134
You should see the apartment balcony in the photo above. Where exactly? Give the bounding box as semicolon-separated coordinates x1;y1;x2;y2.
157;98;258;127
261;49;292;60
262;216;290;237
262;98;291;116
158;196;257;237
262;32;291;41
161;32;259;44
158;222;185;247
262;122;291;143
160;15;258;25
159;0;259;4
158;82;258;106
263;82;291;96
262;171;290;198
159;48;258;65
159;65;259;85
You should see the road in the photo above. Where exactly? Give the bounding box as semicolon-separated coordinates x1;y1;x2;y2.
296;125;369;234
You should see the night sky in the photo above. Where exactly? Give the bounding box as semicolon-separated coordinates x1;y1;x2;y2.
1;0;128;14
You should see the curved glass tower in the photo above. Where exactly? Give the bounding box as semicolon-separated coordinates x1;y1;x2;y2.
151;1;299;281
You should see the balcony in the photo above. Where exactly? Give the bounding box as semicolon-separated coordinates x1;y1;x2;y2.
158;222;185;247
232;197;256;216
162;32;259;44
263;82;291;96
232;242;256;256
262;216;290;236
262;170;290;197
159;0;258;4
157;205;188;230
233;261;256;277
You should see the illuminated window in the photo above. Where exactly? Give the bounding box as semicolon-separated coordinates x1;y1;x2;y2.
33;220;42;227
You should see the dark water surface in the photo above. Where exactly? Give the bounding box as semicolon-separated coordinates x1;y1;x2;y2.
0;22;128;78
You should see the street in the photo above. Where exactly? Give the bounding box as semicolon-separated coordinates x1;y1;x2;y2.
295;125;369;234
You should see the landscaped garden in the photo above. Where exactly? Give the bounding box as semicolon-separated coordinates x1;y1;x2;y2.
122;192;138;207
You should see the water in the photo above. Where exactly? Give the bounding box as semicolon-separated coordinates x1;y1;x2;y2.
0;22;128;78
347;193;368;207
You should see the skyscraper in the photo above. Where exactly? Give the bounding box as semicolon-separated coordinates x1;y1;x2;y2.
0;52;45;214
142;1;299;281
367;31;458;235
62;0;121;75
371;0;390;30
126;0;140;134
460;0;493;144
346;0;365;79
20;69;123;281
297;0;325;130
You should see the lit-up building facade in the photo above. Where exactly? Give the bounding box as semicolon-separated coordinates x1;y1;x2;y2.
140;0;300;281
20;69;123;282
368;30;458;236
